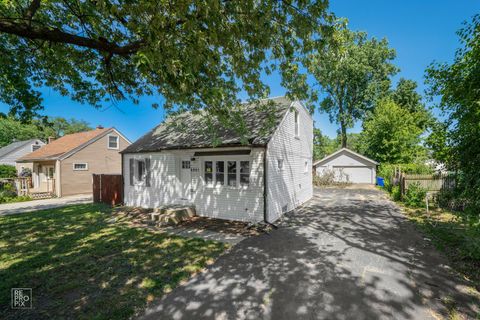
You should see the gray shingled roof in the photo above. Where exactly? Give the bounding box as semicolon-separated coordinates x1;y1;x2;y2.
122;97;294;153
0;139;40;159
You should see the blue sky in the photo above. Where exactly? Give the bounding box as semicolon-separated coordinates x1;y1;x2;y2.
1;0;479;141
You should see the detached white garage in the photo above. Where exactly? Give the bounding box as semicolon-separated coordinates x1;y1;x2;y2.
313;148;378;184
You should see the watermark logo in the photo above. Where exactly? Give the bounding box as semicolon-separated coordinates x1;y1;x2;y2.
11;288;32;309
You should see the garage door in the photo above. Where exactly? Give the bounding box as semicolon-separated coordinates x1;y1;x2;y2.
333;166;373;184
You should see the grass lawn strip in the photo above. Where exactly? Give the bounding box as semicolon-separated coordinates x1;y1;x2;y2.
0;203;227;320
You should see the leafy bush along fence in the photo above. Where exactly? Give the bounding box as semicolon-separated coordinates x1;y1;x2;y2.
379;163;458;208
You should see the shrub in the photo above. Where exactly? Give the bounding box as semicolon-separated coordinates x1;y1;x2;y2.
391;186;401;201
403;182;427;207
313;169;350;187
0;164;17;178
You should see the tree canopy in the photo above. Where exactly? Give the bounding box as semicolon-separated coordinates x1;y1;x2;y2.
0;0;333;129
306;21;397;148
0;116;92;147
425;14;480;212
360;98;424;164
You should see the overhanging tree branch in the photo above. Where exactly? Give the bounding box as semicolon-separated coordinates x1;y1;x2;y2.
0;19;143;55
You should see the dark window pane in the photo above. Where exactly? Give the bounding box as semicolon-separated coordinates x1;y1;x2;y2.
216;161;225;185
216;161;225;173
240;161;250;186
182;161;190;169
227;161;236;173
227;161;237;186
138;160;145;181
205;161;213;184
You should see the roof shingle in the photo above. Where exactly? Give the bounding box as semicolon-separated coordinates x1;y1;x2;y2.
18;128;111;161
122;97;294;153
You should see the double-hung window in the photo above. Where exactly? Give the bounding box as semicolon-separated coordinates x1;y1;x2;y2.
108;135;119;149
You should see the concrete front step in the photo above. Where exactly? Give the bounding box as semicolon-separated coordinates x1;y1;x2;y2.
150;205;196;227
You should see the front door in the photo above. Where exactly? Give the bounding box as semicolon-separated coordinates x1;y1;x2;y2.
180;159;191;200
43;165;55;182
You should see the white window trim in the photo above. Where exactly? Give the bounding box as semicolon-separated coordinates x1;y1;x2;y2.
107;134;119;150
202;157;250;189
73;163;88;171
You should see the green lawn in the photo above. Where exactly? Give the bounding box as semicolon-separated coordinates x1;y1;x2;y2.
0;204;227;319
402;206;480;291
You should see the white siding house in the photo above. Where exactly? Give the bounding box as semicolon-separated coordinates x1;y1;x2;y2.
0;139;45;173
313;148;378;184
122;97;313;223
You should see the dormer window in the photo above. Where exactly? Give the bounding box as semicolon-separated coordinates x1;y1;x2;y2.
108;135;119;149
294;110;299;137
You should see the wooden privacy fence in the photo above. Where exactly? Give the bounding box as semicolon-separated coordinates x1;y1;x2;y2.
92;174;123;206
391;169;456;196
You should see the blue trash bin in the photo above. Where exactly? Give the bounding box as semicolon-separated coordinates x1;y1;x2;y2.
376;176;385;187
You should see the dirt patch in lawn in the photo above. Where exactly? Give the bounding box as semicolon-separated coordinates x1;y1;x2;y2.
111;206;269;238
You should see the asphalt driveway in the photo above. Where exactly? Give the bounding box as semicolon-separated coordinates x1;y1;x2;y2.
140;187;478;320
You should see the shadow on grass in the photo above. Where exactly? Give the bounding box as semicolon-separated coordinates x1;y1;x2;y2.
0;203;226;320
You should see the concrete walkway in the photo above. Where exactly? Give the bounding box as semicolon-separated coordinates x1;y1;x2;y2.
139;187;479;320
0;194;93;215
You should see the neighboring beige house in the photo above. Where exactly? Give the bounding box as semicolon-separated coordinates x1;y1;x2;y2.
17;127;130;197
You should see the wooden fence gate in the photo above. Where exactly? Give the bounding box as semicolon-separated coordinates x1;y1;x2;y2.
92;174;123;206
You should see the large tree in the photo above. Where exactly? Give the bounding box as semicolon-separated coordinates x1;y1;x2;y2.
306;21;397;147
425;14;480;213
360;98;424;164
0;0;333;130
390;78;431;130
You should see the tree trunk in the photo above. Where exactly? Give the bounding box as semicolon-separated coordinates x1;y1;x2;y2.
340;121;347;148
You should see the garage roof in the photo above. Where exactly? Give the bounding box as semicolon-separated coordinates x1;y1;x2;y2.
313;148;379;167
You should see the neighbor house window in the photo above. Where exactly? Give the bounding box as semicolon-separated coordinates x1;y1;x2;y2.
31;143;41;152
294;110;299;137
137;160;146;181
216;161;225;186
204;161;213;185
227;161;237;187
240;161;250;186
108;135;119;149
182;160;191;169
73;163;88;171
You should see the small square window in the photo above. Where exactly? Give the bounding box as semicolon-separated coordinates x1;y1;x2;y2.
73;163;88;171
182;161;191;169
108;135;119;149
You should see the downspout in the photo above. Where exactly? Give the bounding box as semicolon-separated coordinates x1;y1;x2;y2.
121;153;124;205
263;147;278;229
